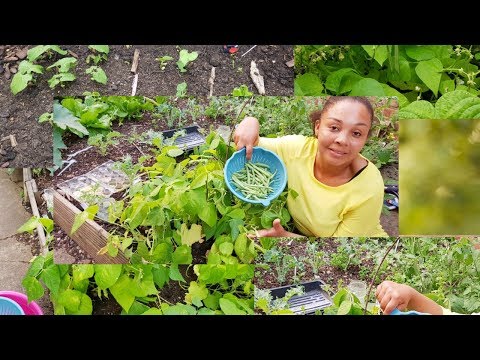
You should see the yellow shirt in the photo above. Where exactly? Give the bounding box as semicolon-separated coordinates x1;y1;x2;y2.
258;135;388;237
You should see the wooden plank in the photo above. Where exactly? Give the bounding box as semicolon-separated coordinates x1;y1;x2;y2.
52;190;128;264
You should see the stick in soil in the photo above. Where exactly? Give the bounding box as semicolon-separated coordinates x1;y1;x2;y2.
208;66;216;97
363;237;400;315
131;49;140;73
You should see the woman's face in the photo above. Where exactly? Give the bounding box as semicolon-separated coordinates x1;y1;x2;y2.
315;100;371;167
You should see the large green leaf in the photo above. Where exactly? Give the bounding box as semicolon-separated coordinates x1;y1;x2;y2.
53;102;89;137
172;245;193;264
10;73;32;95
72;264;95;282
415;58;443;96
89;45;110;54
362;45;389;66
405;46;436;61
294;73;323;96
325;68;360;94
185;281;208;307
398;100;435;119
434;90;480;119
40;265;61;296
109;274;135;312
94;264;123;289
22;276;44;302
198;202;217;227
26;256;45;277
380;84;410;108
58;289;93;314
349;78;385;96
219;298;246;315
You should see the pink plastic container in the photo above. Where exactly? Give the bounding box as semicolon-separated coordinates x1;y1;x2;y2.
0;291;43;315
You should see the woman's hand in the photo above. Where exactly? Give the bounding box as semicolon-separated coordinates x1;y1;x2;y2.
376;280;443;315
233;116;260;160
250;218;303;238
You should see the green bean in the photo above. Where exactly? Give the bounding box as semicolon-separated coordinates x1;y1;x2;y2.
230;161;275;200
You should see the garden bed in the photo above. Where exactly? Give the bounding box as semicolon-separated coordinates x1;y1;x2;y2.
0;45;294;168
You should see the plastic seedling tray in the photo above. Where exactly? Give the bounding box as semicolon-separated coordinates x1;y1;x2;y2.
57;160;130;221
269;280;332;315
161;125;205;150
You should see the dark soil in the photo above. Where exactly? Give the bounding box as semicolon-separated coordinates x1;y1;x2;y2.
0;45;293;168
254;238;374;292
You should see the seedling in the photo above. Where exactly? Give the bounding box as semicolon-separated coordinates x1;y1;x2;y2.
86;66;107;84
156;55;174;70
176;49;198;73
86;45;109;64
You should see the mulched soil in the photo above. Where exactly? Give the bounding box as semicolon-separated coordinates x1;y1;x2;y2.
0;45;293;168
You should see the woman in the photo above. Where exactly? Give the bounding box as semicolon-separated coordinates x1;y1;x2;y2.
234;96;388;237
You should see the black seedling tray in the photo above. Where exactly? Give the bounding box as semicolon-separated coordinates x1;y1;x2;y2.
162;125;205;150
269;280;332;315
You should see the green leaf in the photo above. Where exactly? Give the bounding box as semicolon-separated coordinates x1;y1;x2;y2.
176;81;187;97
227;208;245;219
72;264;95;282
219;298;246;315
53;102;89;137
27;45;48;61
39;217;54;233
199;202;217;227
219;242;234;256
22;276;44;302
405;46;436;61
162;304;197;315
387;56;411;82
41;265;61;296
362;45;389;66
94;264;123;289
109;274;135;312
176;49;198;72
17;216;40;234
398;100;435;119
169;263;186;282
10;72;32;95
349;78;385;96
203;291;221;310
167;148;184;157
186;281;208;307
152;266;169;288
70;205;98;235
89;45;109;54
172;245;193;264
434;90;480;119
47;57;77;73
337;300;353;315
86;66;107;84
415;58;443;96
380;84;410;108
234;233;254;264
58;289;93;314
294;73;323;96
26;256;45;277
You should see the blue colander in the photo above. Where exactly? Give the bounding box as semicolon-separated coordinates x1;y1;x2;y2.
224;147;287;207
0;296;25;315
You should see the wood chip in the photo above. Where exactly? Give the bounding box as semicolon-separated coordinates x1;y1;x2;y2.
285;59;294;68
250;60;265;95
68;50;79;58
208;66;216;97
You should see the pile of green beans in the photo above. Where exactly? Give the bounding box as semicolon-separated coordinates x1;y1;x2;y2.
231;162;276;200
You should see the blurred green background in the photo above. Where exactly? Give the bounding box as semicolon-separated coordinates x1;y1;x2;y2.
400;118;480;234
